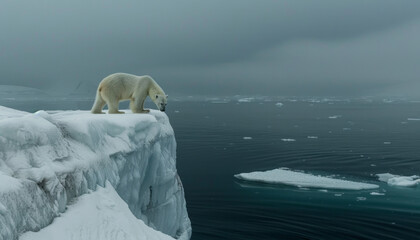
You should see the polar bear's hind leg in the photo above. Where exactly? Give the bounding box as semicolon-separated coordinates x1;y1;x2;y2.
91;89;106;114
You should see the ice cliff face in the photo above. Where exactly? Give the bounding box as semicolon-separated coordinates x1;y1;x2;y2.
0;106;191;240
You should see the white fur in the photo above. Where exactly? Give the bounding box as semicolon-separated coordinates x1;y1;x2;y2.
91;73;167;114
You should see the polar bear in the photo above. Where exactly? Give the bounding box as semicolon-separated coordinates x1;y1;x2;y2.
91;73;168;114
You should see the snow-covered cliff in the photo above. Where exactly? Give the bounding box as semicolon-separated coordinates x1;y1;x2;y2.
0;106;191;240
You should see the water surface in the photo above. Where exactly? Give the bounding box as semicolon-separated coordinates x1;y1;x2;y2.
2;97;420;240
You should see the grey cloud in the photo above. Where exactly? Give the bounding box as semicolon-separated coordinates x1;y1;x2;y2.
1;0;420;97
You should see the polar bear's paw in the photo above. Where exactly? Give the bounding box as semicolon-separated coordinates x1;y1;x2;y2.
132;109;150;114
108;110;125;114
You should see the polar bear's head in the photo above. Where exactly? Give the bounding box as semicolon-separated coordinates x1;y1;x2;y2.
153;94;168;112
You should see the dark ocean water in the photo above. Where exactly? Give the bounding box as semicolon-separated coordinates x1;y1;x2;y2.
1;97;420;240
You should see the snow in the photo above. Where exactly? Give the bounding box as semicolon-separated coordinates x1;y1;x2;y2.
0;172;22;192
0;106;28;118
376;173;420;187
234;168;379;190
20;182;174;240
0;106;191;240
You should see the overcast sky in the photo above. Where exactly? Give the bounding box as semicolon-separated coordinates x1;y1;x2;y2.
1;0;420;97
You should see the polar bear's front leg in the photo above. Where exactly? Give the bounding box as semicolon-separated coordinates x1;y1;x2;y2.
130;97;149;113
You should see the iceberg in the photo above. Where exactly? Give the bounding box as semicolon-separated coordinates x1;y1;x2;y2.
0;106;191;240
234;168;379;190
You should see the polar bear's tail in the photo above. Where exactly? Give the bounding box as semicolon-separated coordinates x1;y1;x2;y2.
91;88;106;114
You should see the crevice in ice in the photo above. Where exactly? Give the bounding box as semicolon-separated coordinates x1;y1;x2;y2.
148;186;153;210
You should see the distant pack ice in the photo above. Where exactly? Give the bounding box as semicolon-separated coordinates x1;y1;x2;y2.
0;106;191;240
235;168;379;190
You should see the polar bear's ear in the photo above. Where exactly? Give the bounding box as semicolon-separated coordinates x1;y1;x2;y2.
166;94;168;98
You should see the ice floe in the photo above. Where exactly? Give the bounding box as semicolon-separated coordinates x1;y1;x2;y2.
237;98;254;103
376;173;420;187
234;168;379;190
370;192;385;196
281;138;296;142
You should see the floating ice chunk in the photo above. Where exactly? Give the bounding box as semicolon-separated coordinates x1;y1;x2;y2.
281;138;296;142
383;142;391;145
275;102;283;107
307;136;318;139
407;118;420;121
328;115;341;119
20;182;174;240
243;137;253;140
387;177;419;187
234;168;379;190
376;173;396;182
356;197;367;201
370;192;385;196
237;98;254;103
376;173;420;187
